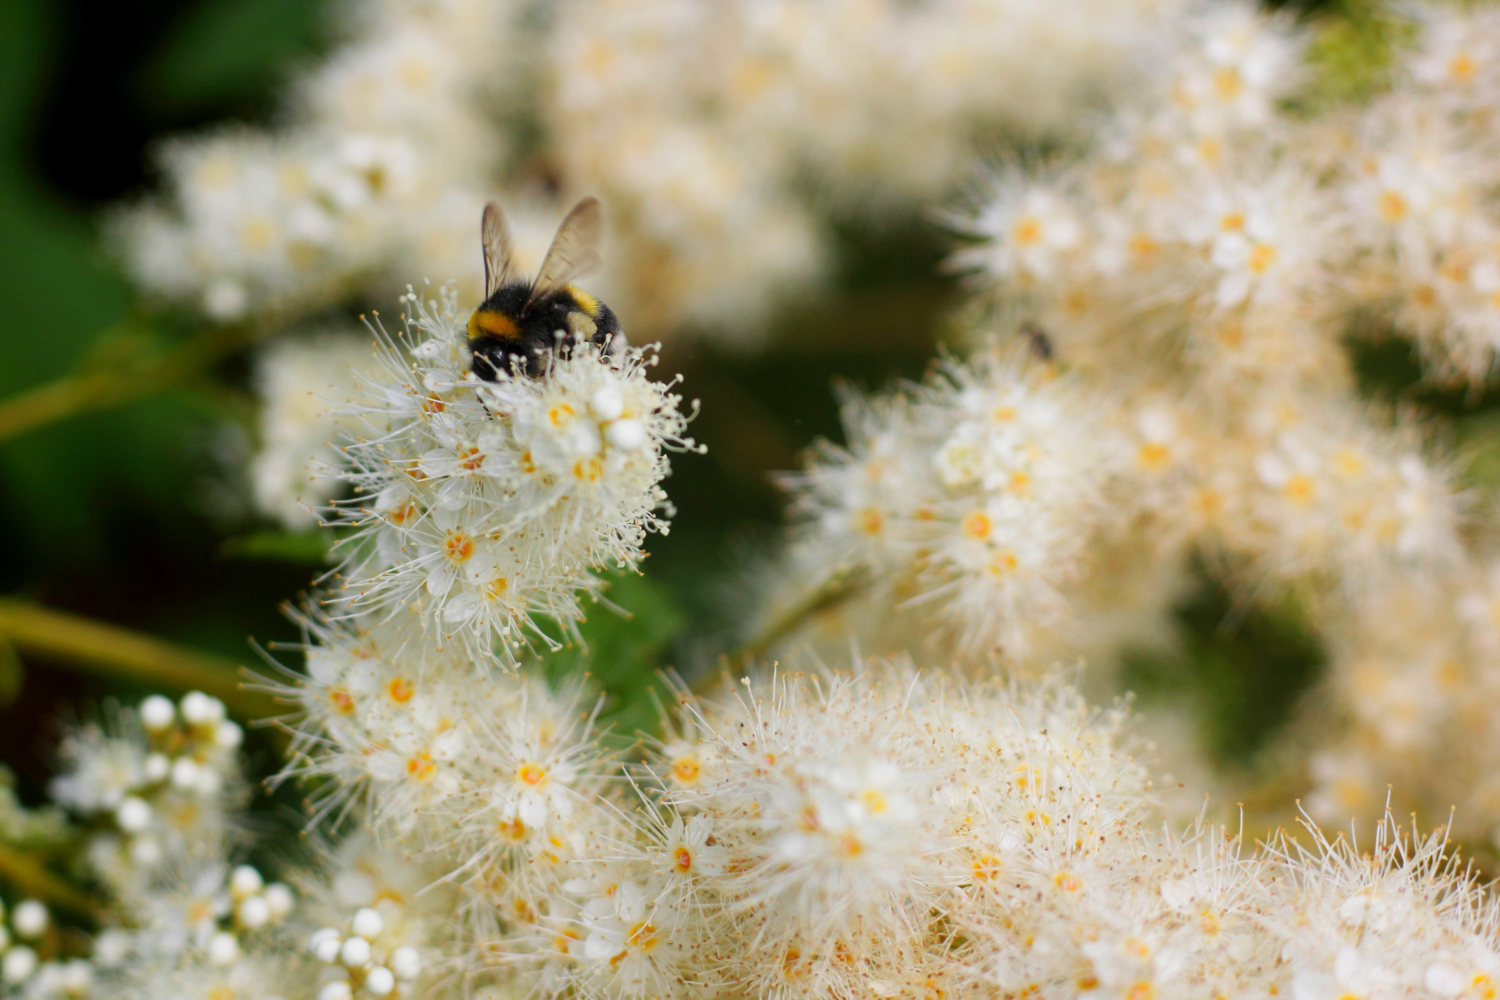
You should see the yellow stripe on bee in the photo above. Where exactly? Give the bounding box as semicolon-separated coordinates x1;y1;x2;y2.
469;309;520;341
566;285;601;318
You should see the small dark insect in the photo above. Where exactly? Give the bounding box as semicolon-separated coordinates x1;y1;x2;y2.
466;197;623;380
1020;320;1054;361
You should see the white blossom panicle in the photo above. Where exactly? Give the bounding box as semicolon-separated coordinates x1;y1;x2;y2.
770;346;1117;657
1268;811;1500;1000
114;0;1186;343
49;693;245;899
298;837;448;1000
321;284;697;666
251;334;386;529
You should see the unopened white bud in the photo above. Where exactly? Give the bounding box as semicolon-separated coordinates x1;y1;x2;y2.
207;931;239;965
60;959;91;996
390;946;421;981
129;835;162;867
3;947;36;983
194;766;222;797
606;418;647;451
365;966;395;996
317;982;353;1000
339;936;371;967
13;901;47;939
170;757;200;790
139;695;176;731
230;865;264;899
144;753;170;782
237;896;271;930
92;929;129;968
309;927;342;963
214;721;243;749
350;907;383;940
590;385;625;421
264;883;294;920
115;797;152;833
180;691;225;726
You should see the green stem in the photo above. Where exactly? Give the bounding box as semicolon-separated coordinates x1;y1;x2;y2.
0;321;256;443
695;567;870;694
0;599;278;719
0;842;101;921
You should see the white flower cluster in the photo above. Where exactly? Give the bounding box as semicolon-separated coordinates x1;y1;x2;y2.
944;0;1500;832
318;285;695;665
749;1;1500;842
772;349;1114;654
115;0;1182;342
268;650;1500;999
49;693;244;896
251;334;386;529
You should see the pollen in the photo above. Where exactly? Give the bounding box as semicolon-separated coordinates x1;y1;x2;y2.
1220;211;1246;232
1212;66;1243;100
329;687;356;715
671;756;702;784
1012;217;1044;247
1247;242;1278;274
459;447;485;471
860;788;888;814
858;507;885;535
1378;190;1409;222
1450;52;1477;81
1283;474;1315;506
1138;442;1170;469
972;854;1002;881
673;846;694;872
1126;982;1154;1000
548;403;576;427
443;530;475;563
962;510;993;540
500;816;527;841
987;551;1020;575
626;921;658;951
385;678;415;703
407;752;435;781
1054;871;1082;892
517;762;548;786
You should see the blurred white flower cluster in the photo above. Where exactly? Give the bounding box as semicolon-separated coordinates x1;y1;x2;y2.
114;0;1181;343
759;0;1500;846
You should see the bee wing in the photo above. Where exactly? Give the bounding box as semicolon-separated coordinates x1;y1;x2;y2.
482;201;515;298
527;197;603;308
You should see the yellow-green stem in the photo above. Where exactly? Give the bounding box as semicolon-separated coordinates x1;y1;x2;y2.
0;599;278;719
693;567;870;695
0;842;101;921
0;321;255;443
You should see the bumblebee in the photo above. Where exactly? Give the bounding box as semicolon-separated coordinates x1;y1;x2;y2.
466;196;622;380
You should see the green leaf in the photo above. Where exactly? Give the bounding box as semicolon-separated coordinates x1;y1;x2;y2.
541;572;688;739
1121;562;1325;766
220;530;335;564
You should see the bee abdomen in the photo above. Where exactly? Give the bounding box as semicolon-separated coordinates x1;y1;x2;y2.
468;309;521;341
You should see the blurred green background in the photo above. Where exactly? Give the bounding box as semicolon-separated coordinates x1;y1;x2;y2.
0;0;1441;815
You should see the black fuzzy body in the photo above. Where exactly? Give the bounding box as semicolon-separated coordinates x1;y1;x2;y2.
466;282;621;380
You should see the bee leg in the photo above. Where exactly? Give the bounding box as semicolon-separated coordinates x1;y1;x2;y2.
566;311;598;346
